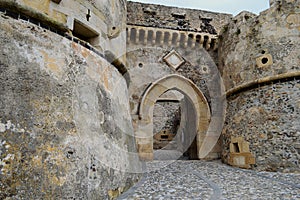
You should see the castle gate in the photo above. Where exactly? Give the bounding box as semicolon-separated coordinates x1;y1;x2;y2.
135;74;210;160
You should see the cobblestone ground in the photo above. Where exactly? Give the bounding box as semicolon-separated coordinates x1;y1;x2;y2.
118;160;300;200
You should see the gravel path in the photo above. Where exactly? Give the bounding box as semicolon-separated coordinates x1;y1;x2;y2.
118;160;300;200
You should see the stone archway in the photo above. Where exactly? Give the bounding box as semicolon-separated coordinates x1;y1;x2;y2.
136;74;211;160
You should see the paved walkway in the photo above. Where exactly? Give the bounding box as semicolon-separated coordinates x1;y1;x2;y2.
118;160;300;200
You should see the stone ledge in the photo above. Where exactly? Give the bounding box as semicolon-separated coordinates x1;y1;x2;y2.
226;71;300;97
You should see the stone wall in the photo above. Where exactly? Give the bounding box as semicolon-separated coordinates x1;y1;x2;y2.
153;101;181;135
126;47;213;117
0;4;141;200
126;1;232;65
219;0;300;172
223;79;300;172
0;0;127;67
127;1;232;34
126;33;225;160
218;1;299;91
127;3;227;160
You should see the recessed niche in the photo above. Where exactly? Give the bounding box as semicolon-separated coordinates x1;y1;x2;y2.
172;12;186;19
161;135;169;139
261;57;268;64
260;49;269;55
73;19;99;44
233;142;240;153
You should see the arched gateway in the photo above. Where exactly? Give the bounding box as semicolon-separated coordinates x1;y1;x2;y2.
136;74;211;160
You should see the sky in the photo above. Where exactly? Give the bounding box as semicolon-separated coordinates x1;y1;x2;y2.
128;0;270;16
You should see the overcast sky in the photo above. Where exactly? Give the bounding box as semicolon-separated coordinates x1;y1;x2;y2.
128;0;270;16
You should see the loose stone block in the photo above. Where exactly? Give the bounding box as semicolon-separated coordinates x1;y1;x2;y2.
228;137;255;169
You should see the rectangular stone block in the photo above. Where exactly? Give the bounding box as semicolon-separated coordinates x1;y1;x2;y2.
139;152;153;161
137;143;153;153
233;156;245;166
240;142;250;152
228;152;256;169
246;155;256;165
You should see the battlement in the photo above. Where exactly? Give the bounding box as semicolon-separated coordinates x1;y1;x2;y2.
127;1;232;35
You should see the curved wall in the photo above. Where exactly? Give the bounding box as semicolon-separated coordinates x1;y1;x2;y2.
219;0;300;172
0;0;127;64
0;2;140;199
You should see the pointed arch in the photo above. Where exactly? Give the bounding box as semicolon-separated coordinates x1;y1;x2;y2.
136;74;211;160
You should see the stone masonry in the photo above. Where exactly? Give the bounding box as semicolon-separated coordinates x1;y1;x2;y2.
0;0;141;199
126;2;228;161
0;0;299;199
126;0;299;172
219;0;300;172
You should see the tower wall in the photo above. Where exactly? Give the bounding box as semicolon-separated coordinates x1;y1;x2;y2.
219;0;300;172
0;0;141;199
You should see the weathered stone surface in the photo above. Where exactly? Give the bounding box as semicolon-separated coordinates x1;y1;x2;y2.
0;13;141;199
219;0;300;172
126;0;227;161
228;137;256;169
153;101;181;135
218;2;300;90
127;1;232;34
0;0;127;64
222;80;300;172
1;1;300;199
